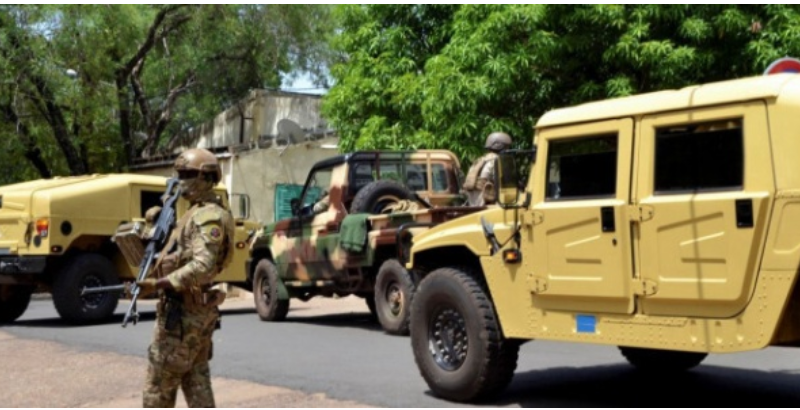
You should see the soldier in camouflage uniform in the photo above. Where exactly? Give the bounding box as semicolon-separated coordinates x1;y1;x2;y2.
462;132;513;206
137;148;235;408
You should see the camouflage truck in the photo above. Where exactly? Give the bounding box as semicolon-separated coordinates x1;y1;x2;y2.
406;73;800;402
0;173;257;325
247;150;484;335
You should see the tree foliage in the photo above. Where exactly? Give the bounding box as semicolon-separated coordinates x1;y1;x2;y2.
0;5;334;183
323;5;800;166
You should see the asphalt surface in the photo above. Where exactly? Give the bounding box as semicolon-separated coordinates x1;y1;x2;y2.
5;295;800;407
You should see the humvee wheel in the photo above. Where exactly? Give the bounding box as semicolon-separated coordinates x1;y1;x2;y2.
350;180;414;214
253;259;289;321
0;285;34;323
410;267;519;403
374;259;415;336
53;253;120;324
619;346;707;372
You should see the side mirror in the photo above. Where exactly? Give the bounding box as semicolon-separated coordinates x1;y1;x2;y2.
290;198;301;216
496;152;520;206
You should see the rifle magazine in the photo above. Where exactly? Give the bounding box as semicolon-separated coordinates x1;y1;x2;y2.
114;222;146;267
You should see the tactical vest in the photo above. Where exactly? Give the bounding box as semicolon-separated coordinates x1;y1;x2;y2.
155;201;235;285
463;152;497;191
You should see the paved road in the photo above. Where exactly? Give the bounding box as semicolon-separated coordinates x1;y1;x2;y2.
4;296;800;407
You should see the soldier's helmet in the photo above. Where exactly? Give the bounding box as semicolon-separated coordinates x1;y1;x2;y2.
174;148;220;200
484;132;512;152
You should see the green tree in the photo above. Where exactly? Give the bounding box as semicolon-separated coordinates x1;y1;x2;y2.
0;5;334;183
323;5;800;166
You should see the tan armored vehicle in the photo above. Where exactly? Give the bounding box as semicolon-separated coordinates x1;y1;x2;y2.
406;73;800;402
248;150;484;335
0;174;255;324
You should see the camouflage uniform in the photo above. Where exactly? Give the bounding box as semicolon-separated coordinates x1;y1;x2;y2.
143;150;235;408
462;152;498;206
462;132;512;207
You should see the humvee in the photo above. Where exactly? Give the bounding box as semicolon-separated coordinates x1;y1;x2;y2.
406;73;800;402
247;150;484;335
0;173;256;325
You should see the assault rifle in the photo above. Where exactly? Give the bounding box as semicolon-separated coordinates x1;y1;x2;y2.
81;177;181;327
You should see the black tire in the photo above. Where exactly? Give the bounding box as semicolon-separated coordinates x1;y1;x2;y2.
350;180;414;214
374;259;415;336
619;346;707;372
0;285;34;323
253;259;289;321
52;253;120;324
410;267;519;403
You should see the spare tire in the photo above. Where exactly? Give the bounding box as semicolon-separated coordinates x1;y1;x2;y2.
350;180;414;214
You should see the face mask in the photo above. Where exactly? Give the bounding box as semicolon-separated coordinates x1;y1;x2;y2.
179;177;213;202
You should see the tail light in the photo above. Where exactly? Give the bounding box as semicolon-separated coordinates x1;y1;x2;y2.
35;218;49;237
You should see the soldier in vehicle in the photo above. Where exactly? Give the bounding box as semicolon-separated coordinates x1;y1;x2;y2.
136;148;235;408
312;190;330;215
462;131;513;206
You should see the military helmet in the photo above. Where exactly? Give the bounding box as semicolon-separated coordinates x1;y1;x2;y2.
484;131;512;152
174;148;221;183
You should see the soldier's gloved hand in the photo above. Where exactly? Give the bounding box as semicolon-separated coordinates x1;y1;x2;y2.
159;253;179;276
145;206;162;224
204;289;227;307
135;278;159;297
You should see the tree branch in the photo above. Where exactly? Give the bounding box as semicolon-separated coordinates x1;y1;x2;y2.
0;103;52;178
130;58;152;128
121;5;189;76
142;72;197;156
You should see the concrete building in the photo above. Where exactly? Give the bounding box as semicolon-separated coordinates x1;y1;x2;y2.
132;90;340;224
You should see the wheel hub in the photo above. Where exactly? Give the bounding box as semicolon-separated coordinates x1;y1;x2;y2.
80;275;105;309
387;284;402;316
260;278;271;304
428;307;468;371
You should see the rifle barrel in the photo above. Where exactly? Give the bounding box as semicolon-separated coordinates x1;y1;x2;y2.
80;284;128;296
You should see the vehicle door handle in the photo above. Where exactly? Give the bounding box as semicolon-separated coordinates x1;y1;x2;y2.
601;206;615;232
735;199;753;228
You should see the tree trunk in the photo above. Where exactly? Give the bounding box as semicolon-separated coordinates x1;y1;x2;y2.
1;104;52;178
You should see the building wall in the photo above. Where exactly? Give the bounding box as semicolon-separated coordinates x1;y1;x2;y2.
229;137;339;224
168;90;333;153
133;90;339;224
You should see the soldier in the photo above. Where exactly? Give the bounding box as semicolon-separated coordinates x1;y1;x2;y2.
311;190;330;215
136;148;235;408
462;131;513;206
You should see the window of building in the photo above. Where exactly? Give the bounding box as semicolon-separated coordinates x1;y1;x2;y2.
654;119;743;193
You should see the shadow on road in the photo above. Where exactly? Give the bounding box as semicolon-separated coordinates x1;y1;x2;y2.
441;364;800;407
286;312;383;333
7;310;159;328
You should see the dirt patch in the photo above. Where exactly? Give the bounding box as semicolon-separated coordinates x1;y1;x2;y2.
0;330;370;408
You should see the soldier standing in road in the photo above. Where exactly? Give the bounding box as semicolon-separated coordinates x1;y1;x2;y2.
136;148;235;408
462;131;513;206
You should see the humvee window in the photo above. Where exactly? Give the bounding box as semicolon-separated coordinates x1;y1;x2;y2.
655;119;743;193
140;190;163;218
546;135;617;200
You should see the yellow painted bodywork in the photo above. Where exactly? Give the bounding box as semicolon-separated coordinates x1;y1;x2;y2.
0;173;251;283
408;73;800;353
